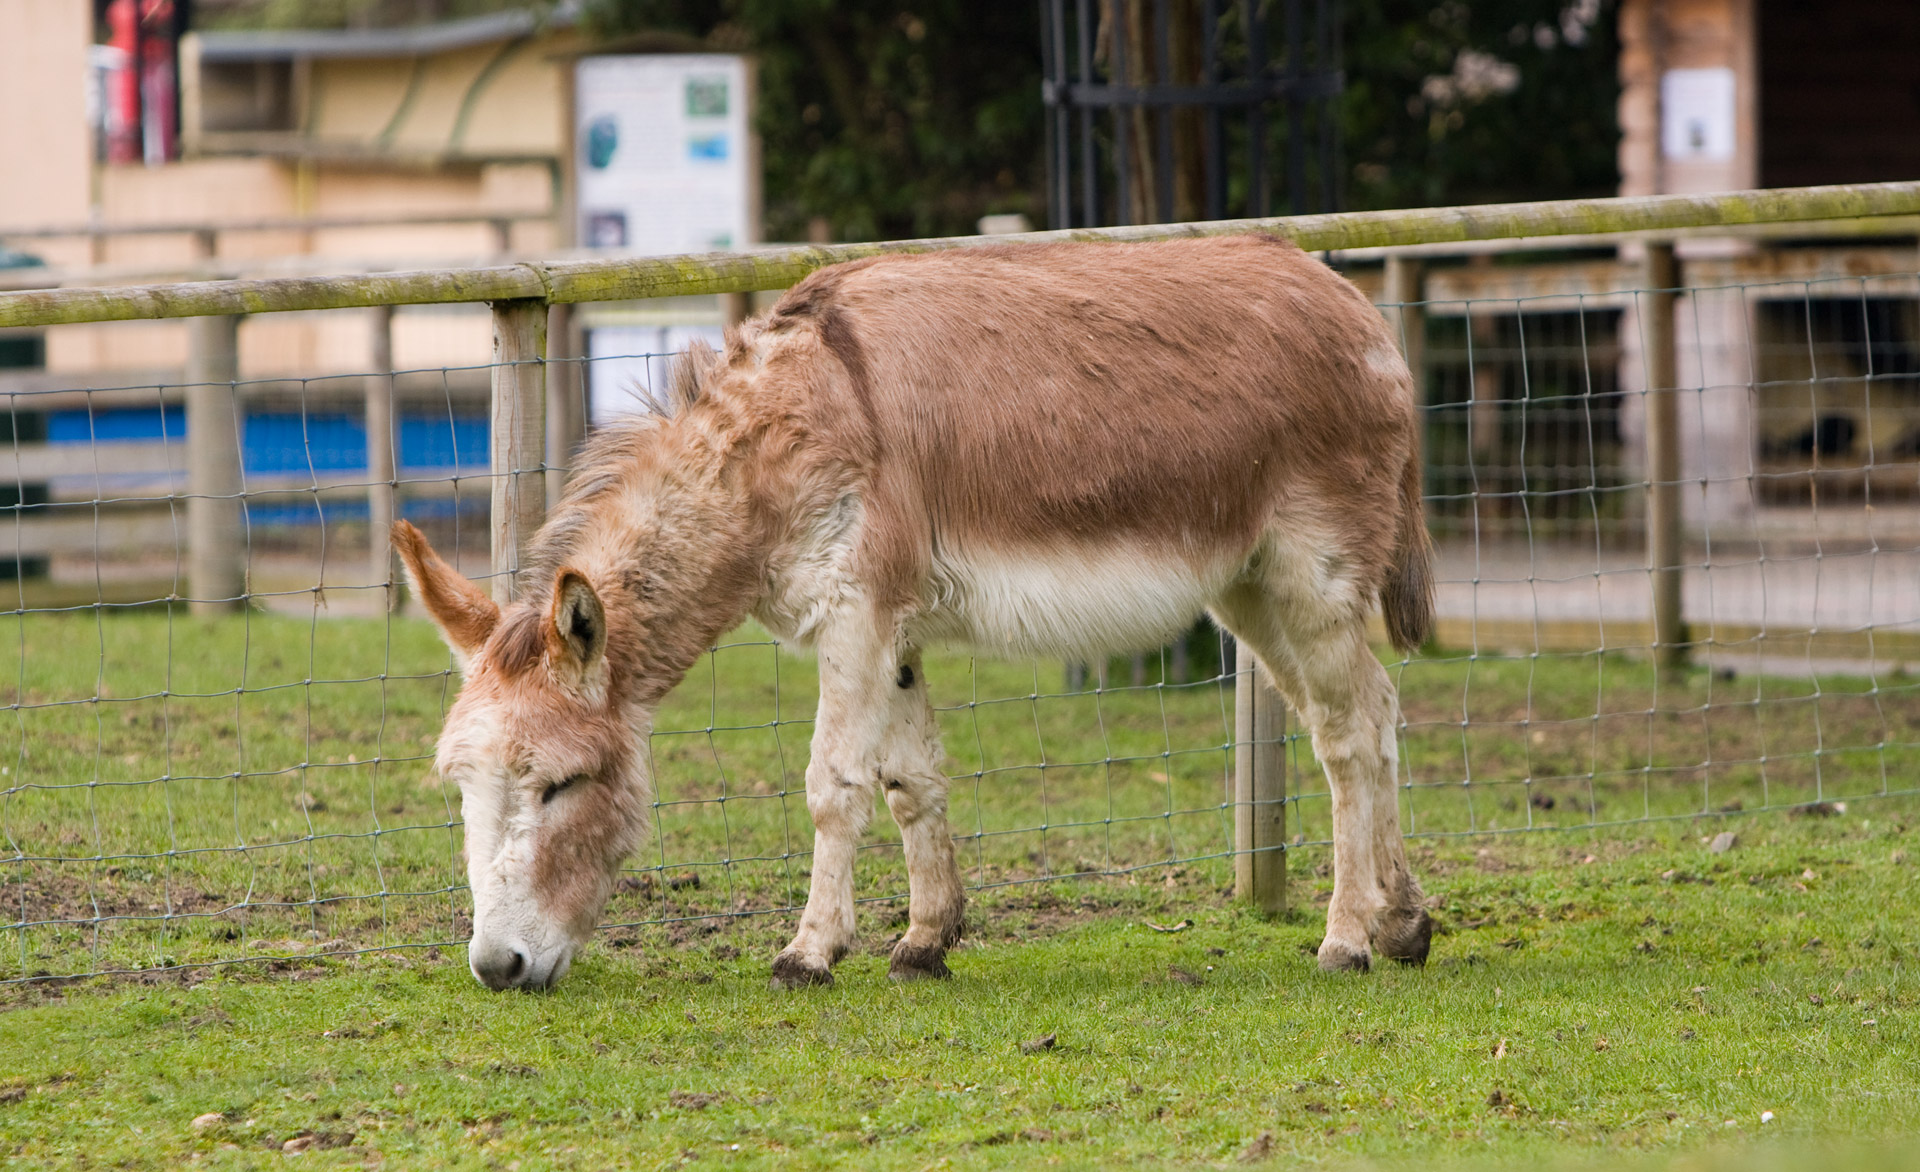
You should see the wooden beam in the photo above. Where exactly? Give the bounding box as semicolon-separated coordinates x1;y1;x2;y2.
1234;642;1287;915
489;299;547;605
186;314;245;615
7;180;1920;327
1642;243;1687;674
366;304;397;604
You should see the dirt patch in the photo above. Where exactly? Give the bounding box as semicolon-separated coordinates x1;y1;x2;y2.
3;869;236;930
669;1090;727;1110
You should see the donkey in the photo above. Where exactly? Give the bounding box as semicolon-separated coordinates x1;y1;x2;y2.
394;233;1434;991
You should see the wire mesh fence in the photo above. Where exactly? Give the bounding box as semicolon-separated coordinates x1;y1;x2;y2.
3;200;1919;984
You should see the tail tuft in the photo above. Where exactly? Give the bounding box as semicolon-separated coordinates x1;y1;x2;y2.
1381;452;1433;655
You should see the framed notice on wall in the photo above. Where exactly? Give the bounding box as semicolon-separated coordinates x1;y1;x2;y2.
1660;67;1736;162
574;54;755;254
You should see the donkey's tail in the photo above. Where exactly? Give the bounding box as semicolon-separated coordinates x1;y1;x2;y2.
1380;448;1434;655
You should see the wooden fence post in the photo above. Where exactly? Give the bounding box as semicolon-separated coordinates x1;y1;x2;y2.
365;304;396;605
545;302;585;509
1234;641;1287;915
186;313;244;615
1383;254;1426;400
1643;243;1687;672
490;299;548;604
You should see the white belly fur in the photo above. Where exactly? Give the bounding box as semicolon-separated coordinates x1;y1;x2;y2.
911;544;1238;659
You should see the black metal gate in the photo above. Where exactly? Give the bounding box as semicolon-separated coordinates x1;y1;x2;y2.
1039;0;1343;228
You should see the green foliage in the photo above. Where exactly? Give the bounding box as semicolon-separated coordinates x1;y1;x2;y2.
196;0;1622;236
582;0;1619;235
1341;0;1621;210
581;0;1045;242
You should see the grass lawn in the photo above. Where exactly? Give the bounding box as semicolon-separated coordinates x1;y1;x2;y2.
1;611;1916;1167
1;810;1916;1169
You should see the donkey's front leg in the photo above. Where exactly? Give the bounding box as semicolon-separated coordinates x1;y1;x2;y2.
771;614;933;989
770;741;877;989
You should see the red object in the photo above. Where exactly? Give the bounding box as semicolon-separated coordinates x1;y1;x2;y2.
105;0;177;165
106;0;141;163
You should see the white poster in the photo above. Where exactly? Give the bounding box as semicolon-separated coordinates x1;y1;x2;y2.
586;325;728;425
574;54;753;254
1661;67;1736;162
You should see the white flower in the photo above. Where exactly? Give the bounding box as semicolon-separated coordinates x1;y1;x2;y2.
1421;50;1521;108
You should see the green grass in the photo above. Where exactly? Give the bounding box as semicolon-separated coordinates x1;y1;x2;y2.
2;611;1914;979
0;610;1915;1166
1;812;1916;1169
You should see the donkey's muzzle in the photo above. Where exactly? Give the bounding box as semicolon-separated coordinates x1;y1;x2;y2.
471;939;531;990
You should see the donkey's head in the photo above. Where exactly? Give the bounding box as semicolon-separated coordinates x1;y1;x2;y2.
393;521;649;991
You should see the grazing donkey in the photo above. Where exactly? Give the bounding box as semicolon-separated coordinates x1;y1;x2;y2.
395;234;1434;991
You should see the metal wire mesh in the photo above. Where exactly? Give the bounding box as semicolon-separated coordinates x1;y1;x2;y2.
4;246;1918;984
1383;256;1920;848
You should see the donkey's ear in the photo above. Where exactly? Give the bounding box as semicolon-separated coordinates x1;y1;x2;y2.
391;520;498;669
549;569;608;679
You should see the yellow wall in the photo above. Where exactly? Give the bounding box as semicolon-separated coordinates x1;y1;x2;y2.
0;0;93;232
11;23;573;379
45;158;550;377
304;31;577;159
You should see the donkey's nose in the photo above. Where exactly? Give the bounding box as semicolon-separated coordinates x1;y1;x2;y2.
471;940;529;990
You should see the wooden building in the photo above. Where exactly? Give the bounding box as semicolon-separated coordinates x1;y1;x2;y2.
1611;0;1920;535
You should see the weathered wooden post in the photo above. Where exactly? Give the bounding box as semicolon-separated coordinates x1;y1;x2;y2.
1383;254;1427;401
1234;642;1287;914
365;304;397;605
545;302;585;508
1467;255;1501;467
1643;242;1687;673
490;299;548;604
186;313;244;614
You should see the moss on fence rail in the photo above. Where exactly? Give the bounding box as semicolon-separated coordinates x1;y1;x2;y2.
3;181;1919;329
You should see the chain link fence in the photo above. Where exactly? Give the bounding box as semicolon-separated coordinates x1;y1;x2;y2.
3;183;1918;982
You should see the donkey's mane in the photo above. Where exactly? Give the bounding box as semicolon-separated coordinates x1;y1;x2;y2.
489;606;550;677
507;340;730;628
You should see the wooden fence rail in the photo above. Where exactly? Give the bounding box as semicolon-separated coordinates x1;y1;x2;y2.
3;181;1917;329
0;210;553;243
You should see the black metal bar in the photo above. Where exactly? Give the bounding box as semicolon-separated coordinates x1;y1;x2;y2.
1286;0;1305;213
1041;0;1060;228
1202;0;1223;219
1047;75;1342;106
1154;0;1174;222
1245;0;1268;217
1110;0;1132;225
1318;0;1338;212
1039;0;1342;228
1052;0;1074;226
1078;0;1097;227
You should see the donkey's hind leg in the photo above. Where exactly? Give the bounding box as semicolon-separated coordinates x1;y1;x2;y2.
880;649;966;981
1212;576;1428;972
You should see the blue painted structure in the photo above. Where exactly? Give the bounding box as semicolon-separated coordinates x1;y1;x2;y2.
43;406;490;525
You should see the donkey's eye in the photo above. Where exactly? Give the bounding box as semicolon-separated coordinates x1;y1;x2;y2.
541;774;589;805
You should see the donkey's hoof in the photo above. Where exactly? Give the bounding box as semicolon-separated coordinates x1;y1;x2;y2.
1316;939;1372;973
1375;907;1433;966
887;942;952;982
769;950;834;990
